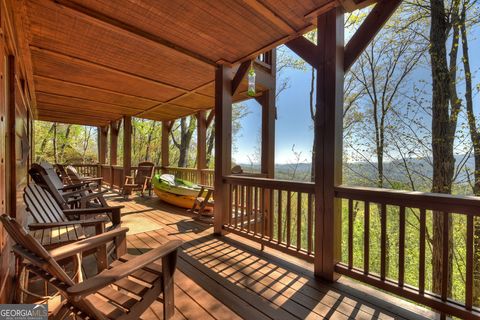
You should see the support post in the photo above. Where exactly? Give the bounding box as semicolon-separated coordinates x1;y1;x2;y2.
196;111;207;184
314;7;344;281
161;121;171;171
109;120;120;188
98;126;108;165
6;55;16;217
109;121;119;166
123;115;132;180
213;64;232;235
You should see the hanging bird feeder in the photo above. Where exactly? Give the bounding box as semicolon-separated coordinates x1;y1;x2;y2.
247;62;256;97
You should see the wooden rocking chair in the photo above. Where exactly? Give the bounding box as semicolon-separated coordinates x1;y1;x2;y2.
31;163;109;208
122;162;155;198
66;165;103;192
29;165;123;228
1;214;182;320
55;164;72;185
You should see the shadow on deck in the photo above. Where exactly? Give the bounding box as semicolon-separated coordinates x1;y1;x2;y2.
94;193;439;320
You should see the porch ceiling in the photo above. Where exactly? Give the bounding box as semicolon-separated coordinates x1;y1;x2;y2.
21;0;374;126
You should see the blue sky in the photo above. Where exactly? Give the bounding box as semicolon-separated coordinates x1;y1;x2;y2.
233;17;480;165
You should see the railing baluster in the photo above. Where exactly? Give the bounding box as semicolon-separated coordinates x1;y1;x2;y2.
380;203;387;280
286;191;291;248
419;208;426;294
466;214;473;310
254;187;259;235
364;201;370;274
398;206;405;287
234;185;239;228
297;192;302;251
441;212;449;301
348;199;353;269
228;184;232;225
277;190;282;244
246;186;252;233
240;185;245;230
308;193;313;255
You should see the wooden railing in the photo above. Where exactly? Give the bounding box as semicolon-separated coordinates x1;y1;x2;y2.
70;163;98;177
334;185;480;319
69;164;215;190
223;176;315;261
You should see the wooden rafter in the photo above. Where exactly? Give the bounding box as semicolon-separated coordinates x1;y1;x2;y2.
30;46;189;93
135;81;214;117
344;0;403;72
232;60;251;95
34;75;161;106
242;0;295;33
284;37;318;67
53;0;216;66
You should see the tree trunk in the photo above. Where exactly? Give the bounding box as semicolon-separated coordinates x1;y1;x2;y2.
429;0;454;298
59;124;72;163
206;127;215;167
176;116;196;167
460;4;480;305
144;122;155;161
36;123;55;162
53;123;58;163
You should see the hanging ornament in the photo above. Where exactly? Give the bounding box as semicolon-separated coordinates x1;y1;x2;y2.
247;62;256;97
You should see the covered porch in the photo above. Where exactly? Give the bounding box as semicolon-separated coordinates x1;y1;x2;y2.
0;0;478;319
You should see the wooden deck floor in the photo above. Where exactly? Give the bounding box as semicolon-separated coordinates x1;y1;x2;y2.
92;193;439;320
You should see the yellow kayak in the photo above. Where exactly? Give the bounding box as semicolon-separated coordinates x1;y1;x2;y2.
153;188;196;209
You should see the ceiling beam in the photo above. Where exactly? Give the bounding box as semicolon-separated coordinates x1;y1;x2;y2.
232;60;251;95
36;115;109;126
33;74;161;105
242;0;295;34
344;0;403;72
30;46;189;93
285;36;318;67
53;0;216;67
304;2;338;21
35;91;145;112
136;80;215;117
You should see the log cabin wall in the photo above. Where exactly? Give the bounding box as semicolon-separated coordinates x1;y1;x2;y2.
0;0;34;303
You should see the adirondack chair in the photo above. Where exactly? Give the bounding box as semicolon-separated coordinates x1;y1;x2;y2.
66;165;103;191
31;163;109;209
1;214;181;320
122;162;155;198
55;163;72;185
28;165;123;228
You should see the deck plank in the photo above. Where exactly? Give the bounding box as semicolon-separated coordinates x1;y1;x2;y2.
90;193;440;320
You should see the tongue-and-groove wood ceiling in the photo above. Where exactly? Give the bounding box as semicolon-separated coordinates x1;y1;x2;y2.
20;0;373;126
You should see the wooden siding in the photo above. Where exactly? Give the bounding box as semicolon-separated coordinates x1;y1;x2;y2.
0;0;34;303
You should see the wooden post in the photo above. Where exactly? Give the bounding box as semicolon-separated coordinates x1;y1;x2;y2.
213;64;232;235
109;121;119;166
123;115;132;181
6;55;16;217
314;7;344;281
109;120;120;188
196;111;207;184
161;121;170;172
98;126;108;164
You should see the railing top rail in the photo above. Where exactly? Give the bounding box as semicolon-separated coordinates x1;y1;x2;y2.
335;185;480;215
224;175;314;193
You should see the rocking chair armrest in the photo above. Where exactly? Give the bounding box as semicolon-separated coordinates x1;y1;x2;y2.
83;177;103;182
63;189;108;199
124;175;134;179
67;240;182;298
60;182;89;191
63;205;124;216
49;227;129;261
28;217;108;230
